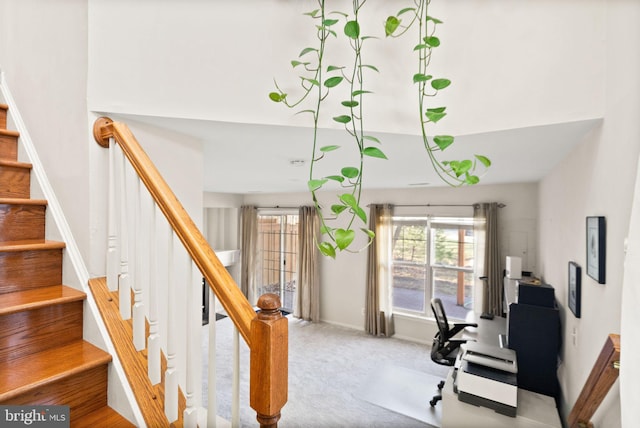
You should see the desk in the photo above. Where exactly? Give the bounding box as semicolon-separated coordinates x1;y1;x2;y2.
441;313;562;428
442;370;562;428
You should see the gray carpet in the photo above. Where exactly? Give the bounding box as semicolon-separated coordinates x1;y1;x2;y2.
203;317;448;428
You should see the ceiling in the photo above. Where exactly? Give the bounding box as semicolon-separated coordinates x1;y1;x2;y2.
118;113;602;195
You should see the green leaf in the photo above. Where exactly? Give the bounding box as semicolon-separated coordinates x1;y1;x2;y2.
363;135;381;144
331;204;348;214
413;44;428;51
434;135;455;151
323;18;339;26
344;20;360;39
425;110;447;122
475;154;492;167
361;228;376;239
341;100;359;108
291;60;308;68
299;47;317;57
352;89;373;96
327;65;345;72
384;16;401;36
304;9;320;17
431;78;451;90
451;160;472;177
360;64;380;73
339;193;358;208
325;175;345;183
320;224;333;235
353;205;367;223
363;147;388;159
465;174;480;185
324;76;344;88
335;228;355;250
424;36;441;47
268;92;286;102
341;167;359;179
427;107;447;113
308;178;328;191
397;7;415;16
302;77;320;86
320;145;340;152
427;16;443;24
318;241;336;258
413;73;432;83
333;115;352;124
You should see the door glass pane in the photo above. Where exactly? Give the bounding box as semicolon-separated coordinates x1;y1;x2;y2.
257;214;298;313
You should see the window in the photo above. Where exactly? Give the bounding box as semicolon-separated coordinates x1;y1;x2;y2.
257;213;298;313
392;216;475;320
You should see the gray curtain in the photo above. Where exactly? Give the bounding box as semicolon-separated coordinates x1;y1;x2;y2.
365;204;394;337
474;202;502;315
296;206;320;321
240;205;258;304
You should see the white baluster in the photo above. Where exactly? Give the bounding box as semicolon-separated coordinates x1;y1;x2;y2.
207;288;217;428
232;327;240;428
184;259;198;427
165;229;178;422
106;137;119;291
132;179;145;351
147;202;161;385
118;145;131;320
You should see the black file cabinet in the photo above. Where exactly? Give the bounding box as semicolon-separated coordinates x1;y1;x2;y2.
508;302;561;399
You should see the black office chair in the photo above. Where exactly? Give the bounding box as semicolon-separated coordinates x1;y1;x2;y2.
429;297;477;407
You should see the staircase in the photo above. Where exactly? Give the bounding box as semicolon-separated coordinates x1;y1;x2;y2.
0;103;134;427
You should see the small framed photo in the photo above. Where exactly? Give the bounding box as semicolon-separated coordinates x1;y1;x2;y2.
569;261;581;318
586;216;606;284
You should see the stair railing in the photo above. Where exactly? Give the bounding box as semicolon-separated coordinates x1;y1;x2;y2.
93;117;288;428
568;334;620;428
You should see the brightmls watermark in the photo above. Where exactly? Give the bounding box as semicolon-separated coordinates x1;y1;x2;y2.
0;406;69;427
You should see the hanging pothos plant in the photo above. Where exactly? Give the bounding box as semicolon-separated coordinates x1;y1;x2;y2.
269;0;490;258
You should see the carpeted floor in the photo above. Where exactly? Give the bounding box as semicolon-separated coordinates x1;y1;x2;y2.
203;317;449;427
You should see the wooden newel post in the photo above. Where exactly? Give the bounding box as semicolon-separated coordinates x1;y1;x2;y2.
250;293;288;428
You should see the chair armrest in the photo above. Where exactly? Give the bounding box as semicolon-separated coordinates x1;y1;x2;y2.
449;322;478;337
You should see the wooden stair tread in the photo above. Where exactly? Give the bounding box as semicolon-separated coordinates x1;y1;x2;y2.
0;129;19;137
0;159;31;169
72;405;135;428
0;285;85;315
0;197;47;206
0;340;112;401
0;239;66;252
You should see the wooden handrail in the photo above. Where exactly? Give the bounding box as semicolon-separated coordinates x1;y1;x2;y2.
568;334;620;428
94;117;256;344
94;117;288;427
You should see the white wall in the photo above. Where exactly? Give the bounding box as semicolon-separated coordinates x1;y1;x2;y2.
538;1;640;425
241;182;538;341
0;0;91;265
87;0;604;138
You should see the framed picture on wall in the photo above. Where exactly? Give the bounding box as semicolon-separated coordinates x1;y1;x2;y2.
569;261;581;318
586;216;606;284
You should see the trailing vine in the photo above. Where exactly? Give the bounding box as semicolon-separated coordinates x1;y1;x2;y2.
270;0;491;258
270;0;381;258
385;0;491;185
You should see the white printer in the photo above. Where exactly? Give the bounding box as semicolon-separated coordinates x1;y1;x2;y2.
455;341;518;417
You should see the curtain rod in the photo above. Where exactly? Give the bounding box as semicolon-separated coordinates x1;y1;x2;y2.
370;203;506;208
